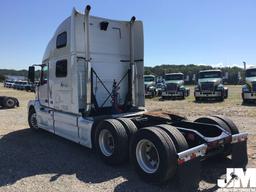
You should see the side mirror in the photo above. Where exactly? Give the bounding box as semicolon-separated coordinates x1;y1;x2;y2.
196;74;199;81
28;66;35;83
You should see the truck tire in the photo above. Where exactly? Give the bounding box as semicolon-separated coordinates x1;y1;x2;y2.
161;96;167;100
219;90;225;102
195;97;201;102
0;96;5;106
243;98;249;104
224;89;228;99
3;97;16;108
194;116;233;157
212;115;239;134
156;124;188;152
28;108;39;130
94;119;128;165
186;89;190;97
194;116;231;133
130;127;177;183
212;116;240;158
181;91;185;100
117;118;137;140
151;90;156;98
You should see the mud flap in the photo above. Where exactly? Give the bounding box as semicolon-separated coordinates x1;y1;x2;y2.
177;156;201;192
231;140;248;168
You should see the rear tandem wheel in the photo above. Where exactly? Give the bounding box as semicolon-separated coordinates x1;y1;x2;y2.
130;127;178;183
94;119;129;165
194;116;239;157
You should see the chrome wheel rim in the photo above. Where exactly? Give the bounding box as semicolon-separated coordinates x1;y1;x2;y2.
99;129;115;157
136;139;160;174
30;113;38;129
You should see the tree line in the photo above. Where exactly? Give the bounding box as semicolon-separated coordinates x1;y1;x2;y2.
0;65;245;85
145;64;245;85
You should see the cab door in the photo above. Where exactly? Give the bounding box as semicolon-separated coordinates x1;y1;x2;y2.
38;64;49;106
36;63;54;133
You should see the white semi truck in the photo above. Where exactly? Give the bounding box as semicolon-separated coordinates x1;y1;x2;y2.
27;5;248;190
144;75;157;97
161;73;190;99
242;67;256;103
194;69;228;102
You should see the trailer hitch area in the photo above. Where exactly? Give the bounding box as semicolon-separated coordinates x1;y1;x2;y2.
231;133;248;168
177;144;207;192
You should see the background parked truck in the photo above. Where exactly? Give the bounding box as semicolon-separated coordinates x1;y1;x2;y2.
242;67;256;103
161;73;190;99
27;5;248;190
194;69;228;102
144;75;157;97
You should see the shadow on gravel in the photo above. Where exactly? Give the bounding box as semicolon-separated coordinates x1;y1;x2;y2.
0;107;17;110
159;98;185;101
193;100;224;104
0;128;229;192
0;128;176;191
242;102;256;107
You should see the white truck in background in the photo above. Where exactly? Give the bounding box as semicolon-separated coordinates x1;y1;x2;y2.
161;73;190;100
144;75;157;97
27;5;248;190
242;67;256;103
194;69;228;102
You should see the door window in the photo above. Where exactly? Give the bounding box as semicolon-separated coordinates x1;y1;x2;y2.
41;65;48;85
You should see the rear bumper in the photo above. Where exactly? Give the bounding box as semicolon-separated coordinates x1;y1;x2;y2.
162;91;183;97
231;132;248;144
176;132;248;190
177;144;207;165
178;132;248;164
194;91;221;97
242;92;256;100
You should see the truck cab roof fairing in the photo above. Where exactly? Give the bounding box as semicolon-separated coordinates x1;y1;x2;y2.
42;17;71;62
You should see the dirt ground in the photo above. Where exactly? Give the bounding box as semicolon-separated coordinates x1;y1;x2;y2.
0;84;255;192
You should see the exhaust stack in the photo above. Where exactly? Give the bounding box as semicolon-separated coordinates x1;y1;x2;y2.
130;16;136;106
84;5;92;114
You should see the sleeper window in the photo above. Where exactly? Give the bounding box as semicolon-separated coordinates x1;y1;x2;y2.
56;32;67;48
56;60;67;78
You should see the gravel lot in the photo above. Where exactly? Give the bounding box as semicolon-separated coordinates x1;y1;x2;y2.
0;84;255;192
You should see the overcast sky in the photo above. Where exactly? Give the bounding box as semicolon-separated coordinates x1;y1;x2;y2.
0;0;255;69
